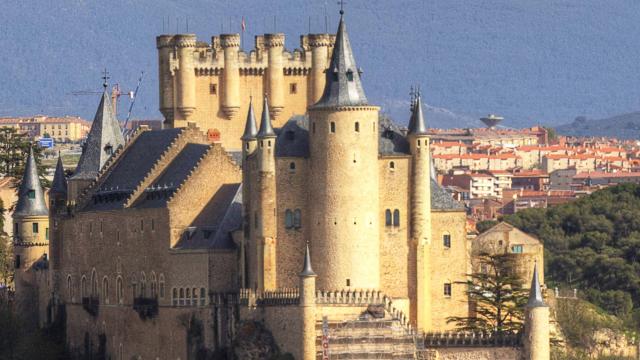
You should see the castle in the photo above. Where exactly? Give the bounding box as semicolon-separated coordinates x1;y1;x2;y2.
12;11;550;360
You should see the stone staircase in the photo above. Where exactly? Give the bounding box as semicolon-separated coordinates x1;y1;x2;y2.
316;313;416;360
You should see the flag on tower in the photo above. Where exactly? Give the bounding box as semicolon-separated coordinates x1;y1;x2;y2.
241;16;246;32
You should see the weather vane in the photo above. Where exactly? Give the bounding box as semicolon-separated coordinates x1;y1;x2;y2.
338;0;346;15
102;68;110;88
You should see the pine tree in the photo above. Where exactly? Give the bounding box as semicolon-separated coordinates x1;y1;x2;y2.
447;252;529;333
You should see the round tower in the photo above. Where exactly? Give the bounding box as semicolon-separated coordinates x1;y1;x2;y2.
156;35;175;126
220;34;241;119
13;148;49;325
308;13;380;291
407;92;433;330
174;34;197;125
299;245;317;360
264;34;285;119
256;96;277;290
524;264;550;360
308;34;331;104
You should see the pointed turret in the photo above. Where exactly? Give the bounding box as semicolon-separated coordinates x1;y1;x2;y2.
257;96;276;138
408;94;428;135
72;89;124;180
50;153;67;196
312;13;368;108
299;244;316;277
527;263;547;308
14;147;48;217
241;98;258;141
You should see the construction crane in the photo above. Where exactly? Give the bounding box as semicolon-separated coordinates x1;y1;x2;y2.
123;71;145;130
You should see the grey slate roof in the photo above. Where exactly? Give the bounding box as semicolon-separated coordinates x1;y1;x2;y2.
408;95;428;135
527;263;547;308
431;179;465;211
135;143;210;208
241;98;258;140
300;244;316;277
257;96;276;138
72;90;125;180
173;183;242;250
83;128;183;211
14;148;48;217
50;154;67;195
275;116;310;158
378;116;410;155
311;14;368;108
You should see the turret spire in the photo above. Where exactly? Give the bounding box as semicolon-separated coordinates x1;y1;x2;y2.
312;12;368;108
299;243;316;277
257;95;276;138
241;97;258;140
408;90;428;135
14;147;48;217
527;263;547;308
50;152;67;195
72;87;125;180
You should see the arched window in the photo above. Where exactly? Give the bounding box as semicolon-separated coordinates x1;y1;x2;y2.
293;209;302;229
289;162;296;171
131;274;137;300
116;276;123;304
140;272;147;298
285;210;293;229
159;274;165;299
389;161;395;169
102;277;109;304
91;269;98;298
179;288;185;306
330;122;336;133
385;209;392;226
393;209;400;227
192;287;197;306
67;275;73;301
81;275;87;299
443;232;451;248
355;122;360;132
200;288;206;306
186;288;191;306
150;272;157;297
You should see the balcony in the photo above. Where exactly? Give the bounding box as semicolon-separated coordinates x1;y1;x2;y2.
133;297;159;320
82;297;99;317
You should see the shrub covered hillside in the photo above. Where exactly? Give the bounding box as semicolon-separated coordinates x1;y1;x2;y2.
504;184;640;323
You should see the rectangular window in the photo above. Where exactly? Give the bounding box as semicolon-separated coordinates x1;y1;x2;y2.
289;83;297;94
28;190;35;199
32;222;39;233
45;227;49;240
443;234;451;248
14;255;20;269
330;122;336;133
444;283;452;297
209;83;217;95
511;245;523;254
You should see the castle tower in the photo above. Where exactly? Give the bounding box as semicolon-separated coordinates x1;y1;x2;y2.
308;34;332;103
256;96;277;290
156;35;175;125
68;86;124;204
524;264;550;360
408;92;433;330
13;147;49;325
265;34;285;119
241;99;258;288
49;154;67;273
221;34;241;119
308;12;381;291
299;244;317;360
174;34;197;126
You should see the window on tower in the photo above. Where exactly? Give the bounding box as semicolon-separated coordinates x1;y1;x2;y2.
28;189;35;199
393;209;400;227
32;222;39;233
330;122;336;133
385;209;392;226
289;83;298;94
285;210;293;229
293;209;302;229
444;283;452;297
355;122;360;132
443;233;451;248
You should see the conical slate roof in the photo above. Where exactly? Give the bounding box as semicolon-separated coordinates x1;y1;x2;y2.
50;153;67;195
257;96;276;138
299;244;316;277
312;13;368;108
527;263;547;308
72;90;124;180
408;94;428;135
241;98;258;141
14;147;48;217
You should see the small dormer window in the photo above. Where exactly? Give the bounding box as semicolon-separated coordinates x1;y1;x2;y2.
28;189;35;199
332;68;339;81
346;70;354;82
104;144;113;155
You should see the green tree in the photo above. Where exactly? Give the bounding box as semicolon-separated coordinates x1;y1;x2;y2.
476;220;498;234
0;127;49;188
447;252;529;333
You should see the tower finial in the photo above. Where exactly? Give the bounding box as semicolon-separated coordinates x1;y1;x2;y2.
408;88;428;135
527;262;547;308
102;68;110;89
338;0;346;15
300;242;316;277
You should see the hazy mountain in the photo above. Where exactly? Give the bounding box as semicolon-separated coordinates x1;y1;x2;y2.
1;0;640;129
555;113;640;140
